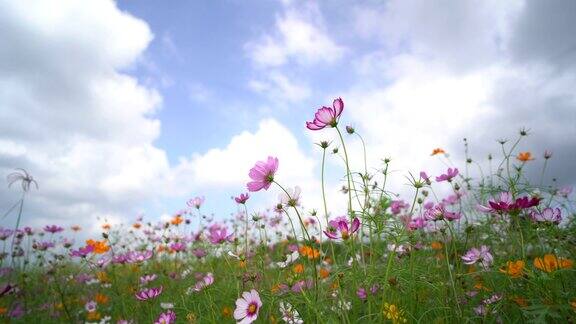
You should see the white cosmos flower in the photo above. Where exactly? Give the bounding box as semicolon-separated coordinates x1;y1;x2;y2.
279;302;303;324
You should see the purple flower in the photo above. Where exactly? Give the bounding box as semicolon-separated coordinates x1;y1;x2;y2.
208;227;234;244
558;186;573;198
187;196;205;209
408;217;427;230
420;171;431;185
234;289;262;324
357;287;367;300
135;286;163;301
247;156;279;192
43;225;64;234
192;272;214;292
70;245;94;258
235;193;250;204
170;242;186;253
531;207;561;224
0;228;14;241
324;216;360;240
435;168;459;182
390;200;409;215
140;274;158;285
424;205;461;222
126;250;154;263
306;98;344;131
154;310;176;324
462;246;493;270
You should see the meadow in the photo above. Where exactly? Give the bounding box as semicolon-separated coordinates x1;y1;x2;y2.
1;98;575;323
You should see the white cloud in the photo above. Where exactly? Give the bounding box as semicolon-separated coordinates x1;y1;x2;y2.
248;71;311;102
245;4;344;68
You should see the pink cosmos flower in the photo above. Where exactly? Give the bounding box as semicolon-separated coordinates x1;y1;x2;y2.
247;156;279;192
306;98;344;130
234;289;262;324
139;274;158;285
424;205;461;221
208;227;234;244
324;216;360;240
531;207;561;224
43;225;64;234
235;193;250;204
435;168;459;182
70;245;94;258
390;200;409;215
408;217;427;230
192;272;214;292
478;192;540;214
135;286;163;301
461;246;493;269
558;186;573;198
169;242;186;253
187;196;205;209
154;310;176;324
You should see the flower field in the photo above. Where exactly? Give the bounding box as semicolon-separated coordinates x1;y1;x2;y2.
1;98;575;323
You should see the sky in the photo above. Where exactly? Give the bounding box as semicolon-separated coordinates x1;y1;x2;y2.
1;0;575;236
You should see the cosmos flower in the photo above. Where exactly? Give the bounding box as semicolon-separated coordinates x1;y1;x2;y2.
324;216;360;240
279;186;301;207
234;289;262;324
135;286;163;301
499;260;525;278
306;98;344;131
70;245;94;258
154;310;176;324
462;246;493;270
187;196;205;209
208;227;234;244
247;156;279;192
435;168;459;182
43;225;64;234
279;302;303;324
234;193;250;204
140;274;158;285
534;254;573;272
517;152;534;162
530;208;561;224
276;251;299;268
431;148;446;156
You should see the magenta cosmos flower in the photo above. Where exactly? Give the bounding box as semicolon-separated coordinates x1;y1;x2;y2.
247;156;279;192
531;207;561;224
435;168;459;182
235;193;250;204
208;227;234;244
135;286;163;301
43;225;64;234
306;98;344;130
324;216;360;240
154;310;176;324
187;196;205;209
234;289;262;324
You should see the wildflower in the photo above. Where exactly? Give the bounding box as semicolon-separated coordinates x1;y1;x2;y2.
544;150;553;159
319;267;330;279
71;225;82;232
187;196;205;209
86;239;110;254
247;156;279;192
155;310;176;324
70;244;94;258
95;293;109;304
170;242;186;253
512;296;528;307
435;168;459;182
420;171;431;185
234;289;262;324
424;205;461;222
306;97;344;130
192;273;214;292
408;217;427;230
279;186;301;207
235;193;250;204
43;225;64;234
140;274;157;285
276;251;299;268
431;148;446;156
222;306;233;318
324;216;360;240
299;245;320;259
383;303;407;323
135;286;163;301
102;223;111;231
390;200;409;215
208;227;233;244
85;300;97;312
170;216;183;226
86;311;101;321
331;300;352;312
279;302;303;324
534;254;573;272
530;208;561;224
462;246;493;270
0;228;13;241
517;152;534;162
160;303;174;309
430;241;443;250
558;186;573;198
499;260;525;278
292;263;304;274
357;287;367;300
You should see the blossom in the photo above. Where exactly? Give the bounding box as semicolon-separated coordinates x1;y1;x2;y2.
534;254;573;272
169;242;186;253
154;310;176;324
85;300;97;312
247;156;279;192
479;192;540;214
499;260;525;278
306;97;344;130
558;186;573;198
0;228;14;241
424;205;461;222
208;227;234;244
279;186;301;207
435;168;459;182
70;245;94;258
279;302;303;324
234;289;262;324
408;217;427;230
530;208;561;224
431;148;446;156
43;225;64;234
191;273;214;292
390;200;409;215
86;239;110;254
517;151;534;162
276;251;299;268
383;303;407;323
187;196;205;209
135;286;163;301
462;246;493;270
324;217;360;240
235;193;250;204
299;245;320;259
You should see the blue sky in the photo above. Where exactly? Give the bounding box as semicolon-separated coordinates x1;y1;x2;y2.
1;0;575;235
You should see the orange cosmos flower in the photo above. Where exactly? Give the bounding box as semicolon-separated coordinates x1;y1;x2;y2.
86;312;101;321
293;263;304;274
0;307;7;315
517;152;534;162
511;296;528;307
95;293;109;305
299;245;320;259
71;225;82;232
171;215;183;226
86;239;110;254
96;271;109;283
132;223;142;229
534;254;559;272
319;267;330;279
499;260;525;278
101;223;111;231
430;241;443;250
431;148;446;156
222;306;232;318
